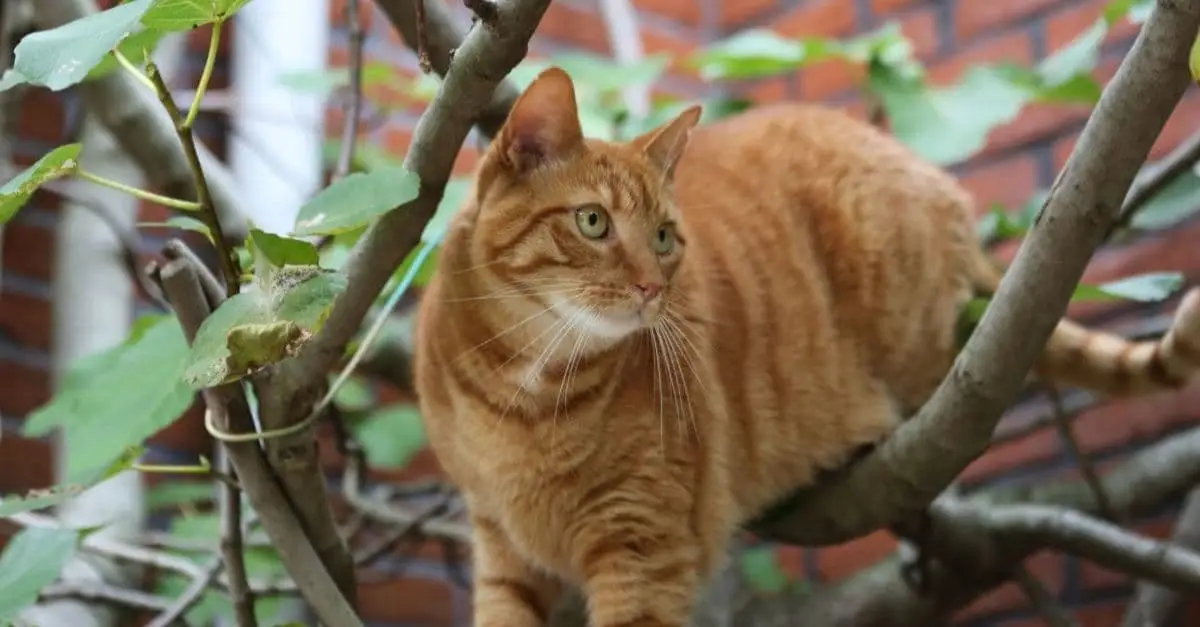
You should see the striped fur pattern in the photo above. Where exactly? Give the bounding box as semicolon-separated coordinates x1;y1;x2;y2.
412;68;1200;627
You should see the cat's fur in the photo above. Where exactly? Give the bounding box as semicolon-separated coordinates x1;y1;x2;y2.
412;67;1200;627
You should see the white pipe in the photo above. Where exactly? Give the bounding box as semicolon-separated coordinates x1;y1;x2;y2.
597;0;651;118
229;0;330;235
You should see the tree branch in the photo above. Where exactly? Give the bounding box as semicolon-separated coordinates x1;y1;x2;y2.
1013;566;1079;627
29;0;249;245
155;257;362;627
333;0;365;181
373;0;521;140
281;0;551;390
750;0;1200;546
1120;487;1200;627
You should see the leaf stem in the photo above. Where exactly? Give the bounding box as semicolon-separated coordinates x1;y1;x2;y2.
146;61;241;296
76;168;203;211
184;20;223;130
113;49;156;93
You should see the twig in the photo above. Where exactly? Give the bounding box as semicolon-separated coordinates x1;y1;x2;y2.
748;0;1200;546
414;0;432;73
218;445;256;627
1044;384;1114;521
334;0;366;180
146;558;223;627
39;582;176;614
374;0;518;140
162;238;224;308
342;451;472;543
1012;566;1079;627
145;63;240;296
1115;126;1200;231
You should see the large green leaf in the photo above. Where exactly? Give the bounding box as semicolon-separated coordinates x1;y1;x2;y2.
1;0;154;92
141;0;253;30
739;546;790;595
690;30;828;80
0;145;82;224
1073;272;1185;303
352;405;427;468
292;167;422;237
0;527;80;623
248;228;319;268
23;317;192;484
184;268;347;388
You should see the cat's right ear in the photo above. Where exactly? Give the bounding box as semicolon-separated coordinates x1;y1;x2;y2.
495;67;585;174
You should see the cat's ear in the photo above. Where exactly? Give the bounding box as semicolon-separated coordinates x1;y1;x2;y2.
632;105;702;181
496;67;585;173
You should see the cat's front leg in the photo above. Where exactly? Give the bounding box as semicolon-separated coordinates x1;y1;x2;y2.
575;520;701;627
471;515;563;627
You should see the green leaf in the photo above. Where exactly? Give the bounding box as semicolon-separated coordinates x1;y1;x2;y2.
739;546;789;594
877;66;1030;165
248;228;319;267
690;30;823;80
24;316;192;484
0;485;86;518
292;167;422;237
332;375;374;412
86;27;167;81
1192;29;1200;85
1073;272;1185;303
141;0;251;30
184;268;347;388
2;0;154;92
0;144;82;224
0;527;80;623
1129;169;1200;230
1038;21;1105;87
352;405;426;468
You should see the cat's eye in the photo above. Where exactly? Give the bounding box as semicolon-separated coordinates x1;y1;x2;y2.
574;205;610;239
653;222;676;255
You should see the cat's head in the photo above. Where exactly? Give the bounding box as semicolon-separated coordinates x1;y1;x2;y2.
465;67;701;342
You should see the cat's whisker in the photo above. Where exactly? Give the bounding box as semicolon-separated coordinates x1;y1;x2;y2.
451;288;587;366
649;327;666;456
659;316;701;438
554;307;596;441
495;304;581;427
440;285;583;304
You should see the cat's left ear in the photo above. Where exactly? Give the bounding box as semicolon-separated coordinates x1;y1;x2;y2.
632;105;702;181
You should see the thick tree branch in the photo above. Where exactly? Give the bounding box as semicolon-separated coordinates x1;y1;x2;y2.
155;258;362;627
751;0;1200;546
282;0;551;390
373;0;520;140
748;422;1200;627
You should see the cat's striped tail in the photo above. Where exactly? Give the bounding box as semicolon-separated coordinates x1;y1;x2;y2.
967;247;1200;396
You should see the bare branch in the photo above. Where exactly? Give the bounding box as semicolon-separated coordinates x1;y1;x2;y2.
1117;126;1200;230
414;0;432;73
373;0;520;139
750;0;1200;546
145;558;222;627
1013;566;1079;627
38;582;175;614
1120;487;1200;627
218;446;256;627
1045;384;1114;520
282;0;551;390
334;0;365;181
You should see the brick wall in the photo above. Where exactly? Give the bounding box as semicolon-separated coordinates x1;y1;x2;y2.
3;0;1200;625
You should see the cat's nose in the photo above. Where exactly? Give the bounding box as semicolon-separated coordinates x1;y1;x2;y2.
634;282;662;301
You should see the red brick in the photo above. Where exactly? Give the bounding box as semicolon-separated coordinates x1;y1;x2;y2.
954;580;1026;622
870;0;921;15
1079;217;1200;287
958;155;1040;212
899;6;940;60
720;0;780;26
741;77;790;103
960;426;1059;483
1073;599;1129;627
1071;382;1200;455
815;529;898;581
1;222;54;280
984;103;1089;158
329;0;376;32
632;0;701;26
0;361;50;417
1149;90;1200;162
14;90;67;145
774;0;857;38
774;545;807;579
955;0;1060;43
799;58;864;101
0;291;52;352
536;2;609;53
928;31;1035;85
357;575;456;625
0;434;54;493
1045;0;1142;53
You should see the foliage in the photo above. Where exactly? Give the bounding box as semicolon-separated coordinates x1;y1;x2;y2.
0;528;80;623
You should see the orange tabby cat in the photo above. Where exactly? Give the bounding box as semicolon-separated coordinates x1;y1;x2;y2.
413;67;1200;627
